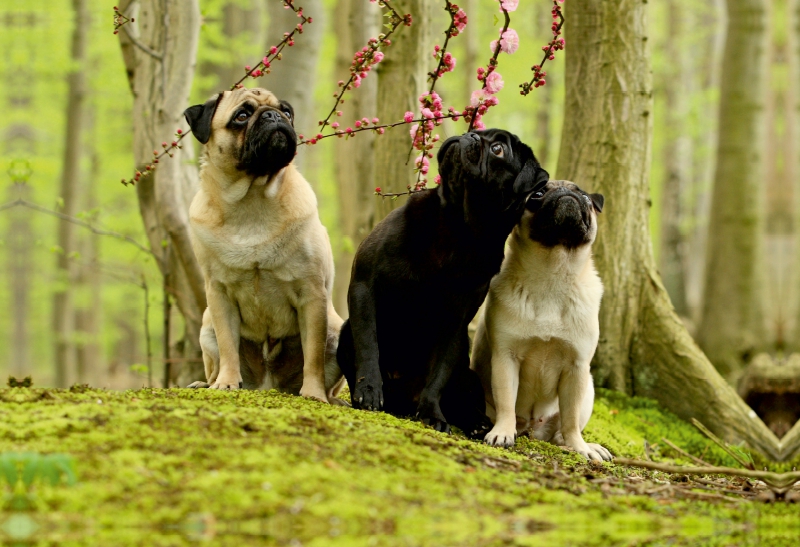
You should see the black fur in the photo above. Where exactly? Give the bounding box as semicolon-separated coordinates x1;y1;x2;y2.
337;129;548;435
525;183;604;249
184;95;223;145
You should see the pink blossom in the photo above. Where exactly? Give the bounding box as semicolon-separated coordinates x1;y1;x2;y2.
470;89;488;107
373;51;384;63
490;28;519;55
454;9;468;32
404;111;415;123
485;71;504;94
499;0;518;11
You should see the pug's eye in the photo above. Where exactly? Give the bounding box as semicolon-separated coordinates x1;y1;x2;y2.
234;111;250;123
282;109;292;120
533;190;545;198
490;142;504;157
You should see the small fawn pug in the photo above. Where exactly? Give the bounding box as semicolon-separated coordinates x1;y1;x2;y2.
471;180;612;461
183;87;344;401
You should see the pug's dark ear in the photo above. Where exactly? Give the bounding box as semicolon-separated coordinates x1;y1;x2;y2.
184;95;221;145
513;160;549;196
589;193;604;213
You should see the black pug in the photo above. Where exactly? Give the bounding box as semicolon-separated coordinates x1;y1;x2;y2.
337;129;549;434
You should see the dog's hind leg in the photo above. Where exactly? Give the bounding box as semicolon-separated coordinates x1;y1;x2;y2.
440;367;493;438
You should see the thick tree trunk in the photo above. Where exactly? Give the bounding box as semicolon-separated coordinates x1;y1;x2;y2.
332;0;380;316
697;0;770;383
373;0;437;223
557;0;780;459
53;0;88;387
791;0;800;351
266;0;324;172
117;0;206;385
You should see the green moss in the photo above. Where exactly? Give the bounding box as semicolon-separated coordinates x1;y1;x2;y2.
0;387;795;545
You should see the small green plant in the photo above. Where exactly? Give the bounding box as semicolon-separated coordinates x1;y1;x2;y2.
0;453;77;511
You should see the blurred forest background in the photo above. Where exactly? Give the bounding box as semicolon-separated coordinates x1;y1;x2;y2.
1;0;798;448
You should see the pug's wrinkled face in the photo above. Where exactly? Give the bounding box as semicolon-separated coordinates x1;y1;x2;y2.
436;129;549;225
523;180;604;249
184;88;296;178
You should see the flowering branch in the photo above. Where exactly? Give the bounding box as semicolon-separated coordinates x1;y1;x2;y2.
299;113;460;146
520;0;565;95
316;0;408;133
232;0;311;89
466;0;512;131
112;5;133;35
406;1;468;191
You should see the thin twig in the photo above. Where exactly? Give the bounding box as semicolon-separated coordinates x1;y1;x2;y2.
614;458;800;493
121;16;163;60
661;437;715;467
690;418;755;470
2;199;155;259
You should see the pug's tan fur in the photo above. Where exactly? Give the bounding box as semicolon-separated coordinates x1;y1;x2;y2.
471;180;611;461
188;88;343;401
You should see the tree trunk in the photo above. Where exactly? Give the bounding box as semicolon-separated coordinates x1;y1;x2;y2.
697;0;770;383
117;0;206;385
657;0;692;318
266;0;325;172
373;0;437;223
53;0;89;387
332;0;381;316
200;0;265;98
791;0;800;351
556;0;780;459
8;169;33;379
74;111;103;384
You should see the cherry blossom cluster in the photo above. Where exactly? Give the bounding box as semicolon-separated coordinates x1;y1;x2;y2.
464;0;516;131
316;0;407;132
112;6;133;35
406;1;468;191
520;0;565;95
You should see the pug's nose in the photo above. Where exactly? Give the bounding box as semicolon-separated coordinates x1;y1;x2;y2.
261;110;281;122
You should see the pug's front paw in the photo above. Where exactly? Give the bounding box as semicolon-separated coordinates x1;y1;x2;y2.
416;399;450;434
209;372;243;390
484;425;516;448
353;378;383;411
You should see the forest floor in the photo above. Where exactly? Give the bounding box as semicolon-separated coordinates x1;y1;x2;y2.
1;384;799;546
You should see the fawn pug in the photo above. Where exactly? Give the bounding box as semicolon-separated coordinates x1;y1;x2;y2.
471;180;612;461
183;87;344;400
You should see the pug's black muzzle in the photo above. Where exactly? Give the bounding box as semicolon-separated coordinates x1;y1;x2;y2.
528;188;593;248
238;107;297;177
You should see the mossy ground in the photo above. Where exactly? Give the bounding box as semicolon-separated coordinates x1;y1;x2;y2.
0;386;797;546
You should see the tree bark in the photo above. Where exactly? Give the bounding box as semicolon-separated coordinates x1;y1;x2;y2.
373;0;437;223
266;0;325;172
53;0;89;387
8;170;33;379
791;0;800;351
332;0;381;316
556;0;780;459
117;0;206;385
697;0;770;383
